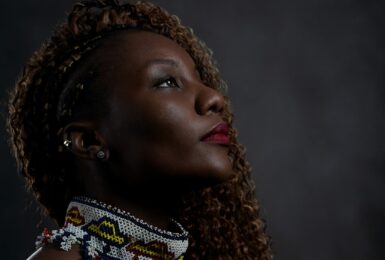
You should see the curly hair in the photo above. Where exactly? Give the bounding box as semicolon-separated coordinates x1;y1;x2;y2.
7;0;273;258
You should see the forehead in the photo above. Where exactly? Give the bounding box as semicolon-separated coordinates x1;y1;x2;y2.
96;30;196;71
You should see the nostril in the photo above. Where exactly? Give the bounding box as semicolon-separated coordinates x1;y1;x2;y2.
209;97;223;114
196;85;225;116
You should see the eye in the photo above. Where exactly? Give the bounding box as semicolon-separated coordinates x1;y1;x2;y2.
154;77;180;88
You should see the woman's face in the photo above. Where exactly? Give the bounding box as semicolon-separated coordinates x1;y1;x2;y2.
97;30;234;191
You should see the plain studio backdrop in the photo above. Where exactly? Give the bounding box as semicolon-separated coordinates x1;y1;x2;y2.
1;0;384;259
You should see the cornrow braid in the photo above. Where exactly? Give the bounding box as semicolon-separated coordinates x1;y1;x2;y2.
7;0;272;258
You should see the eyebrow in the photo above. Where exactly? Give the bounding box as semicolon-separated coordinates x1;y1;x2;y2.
144;58;201;78
144;58;180;69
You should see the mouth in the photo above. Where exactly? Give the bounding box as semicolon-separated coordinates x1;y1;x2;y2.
201;122;230;145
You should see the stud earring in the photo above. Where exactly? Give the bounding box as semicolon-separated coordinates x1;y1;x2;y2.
96;150;106;160
63;139;72;147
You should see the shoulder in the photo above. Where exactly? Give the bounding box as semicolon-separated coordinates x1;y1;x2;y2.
26;244;82;260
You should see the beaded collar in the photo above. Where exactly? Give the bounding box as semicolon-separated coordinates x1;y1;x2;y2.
36;196;189;259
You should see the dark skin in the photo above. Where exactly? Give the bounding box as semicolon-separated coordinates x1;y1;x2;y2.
30;30;234;259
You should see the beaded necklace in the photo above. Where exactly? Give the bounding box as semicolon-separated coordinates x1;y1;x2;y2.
36;196;189;259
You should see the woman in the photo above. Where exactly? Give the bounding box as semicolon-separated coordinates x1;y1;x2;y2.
7;0;272;259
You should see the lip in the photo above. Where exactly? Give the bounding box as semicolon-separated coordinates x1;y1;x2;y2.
201;122;230;145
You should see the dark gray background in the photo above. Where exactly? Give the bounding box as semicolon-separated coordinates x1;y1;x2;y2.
1;0;384;259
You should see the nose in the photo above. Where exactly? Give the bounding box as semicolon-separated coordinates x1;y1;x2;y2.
195;85;225;116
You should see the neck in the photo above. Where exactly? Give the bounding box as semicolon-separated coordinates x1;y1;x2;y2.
79;164;190;231
83;179;185;232
90;193;181;231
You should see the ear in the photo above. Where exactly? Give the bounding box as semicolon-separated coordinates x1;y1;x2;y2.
62;121;109;161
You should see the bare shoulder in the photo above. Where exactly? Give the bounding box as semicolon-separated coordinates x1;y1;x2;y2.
27;244;82;260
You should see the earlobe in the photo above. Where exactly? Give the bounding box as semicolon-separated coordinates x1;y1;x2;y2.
62;122;109;161
86;144;109;161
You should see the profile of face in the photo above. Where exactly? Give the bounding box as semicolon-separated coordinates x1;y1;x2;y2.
74;30;234;197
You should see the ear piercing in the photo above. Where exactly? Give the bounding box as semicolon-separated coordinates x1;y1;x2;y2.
96;150;106;160
64;137;106;160
63;139;72;147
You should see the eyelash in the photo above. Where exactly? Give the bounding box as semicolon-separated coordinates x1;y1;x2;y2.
154;77;180;88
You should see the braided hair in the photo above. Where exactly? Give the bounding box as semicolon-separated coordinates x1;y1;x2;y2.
7;0;273;258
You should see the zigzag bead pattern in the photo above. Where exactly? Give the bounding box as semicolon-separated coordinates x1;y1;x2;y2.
35;196;188;259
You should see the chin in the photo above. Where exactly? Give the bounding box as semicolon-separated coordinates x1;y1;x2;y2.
212;167;235;184
172;165;233;192
206;153;234;181
197;162;235;188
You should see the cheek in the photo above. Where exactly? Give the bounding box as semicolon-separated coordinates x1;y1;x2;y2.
136;103;233;180
140;106;200;170
107;98;197;164
106;97;233;183
139;99;197;145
